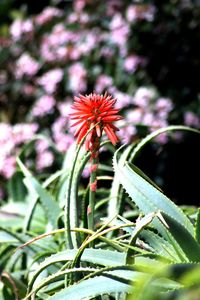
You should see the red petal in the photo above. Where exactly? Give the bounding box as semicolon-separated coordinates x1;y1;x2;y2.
99;98;116;110
85;130;93;151
76;126;88;143
96;124;101;137
107;123;120;131
70;114;91;120
70;119;85;128
102;115;123;122
88;116;96;121
72;103;90;111
99;109;119;117
78;95;92;106
74;122;87;137
103;125;118;145
69;112;89;116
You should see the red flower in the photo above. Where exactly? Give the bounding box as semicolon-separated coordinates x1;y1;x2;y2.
69;92;122;151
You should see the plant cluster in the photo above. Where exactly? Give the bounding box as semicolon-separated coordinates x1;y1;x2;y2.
0;121;200;299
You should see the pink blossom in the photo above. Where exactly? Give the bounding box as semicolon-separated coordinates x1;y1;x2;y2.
150;119;169;144
35;7;63;26
0;124;15;157
56;46;68;60
127;108;143;124
117;121;137;144
126;4;156;23
15;53;40;79
12;123;38;144
68;63;87;93
78;34;94;54
40;25;75;62
0;156;16;179
0;123;12;142
67;12;89;24
51;24;78;44
57;101;72;117
40;35;69;62
95;75;113;93
40;39;58;62
78;31;101;55
126;5;138;23
110;14;130;49
52;117;74;152
36;151;54;171
35;139;50;152
54;134;74;152
133;87;156;108
156;98;173;119
37;69;63;94
184;111;200;127
67;12;79;23
73;0;86;12
10;19;33;40
154;133;169;144
100;46;115;58
151;119;168;129
124;55;141;73
32;95;56;117
111;90;132;109
82;166;90;178
156;98;174;112
0;123;38;179
142;112;154;126
22;19;33;32
0;139;14;156
52;117;66;136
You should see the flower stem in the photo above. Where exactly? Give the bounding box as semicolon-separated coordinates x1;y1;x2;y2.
88;157;98;233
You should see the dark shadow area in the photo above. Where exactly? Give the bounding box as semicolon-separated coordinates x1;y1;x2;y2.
136;133;200;206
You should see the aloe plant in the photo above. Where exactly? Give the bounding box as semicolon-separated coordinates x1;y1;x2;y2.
0;126;199;299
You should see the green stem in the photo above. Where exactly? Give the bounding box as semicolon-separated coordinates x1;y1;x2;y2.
88;157;98;233
64;123;100;249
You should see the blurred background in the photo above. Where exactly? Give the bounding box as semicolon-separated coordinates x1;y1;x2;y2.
0;0;199;205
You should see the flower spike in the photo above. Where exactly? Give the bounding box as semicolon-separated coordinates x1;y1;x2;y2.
70;92;122;153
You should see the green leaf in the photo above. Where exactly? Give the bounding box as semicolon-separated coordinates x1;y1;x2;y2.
59;142;89;248
23;170;66;232
113;157;194;235
140;230;181;262
7;171;27;202
23;176;60;228
180;264;200;286
1;272;27;299
195;208;200;244
126;212;157;264
108;143;136;219
64;146;90;247
27;266;138;299
161;213;200;262
28;249;126;291
17;157;61;228
0;203;24;229
48;274;131;300
0;231;18;243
